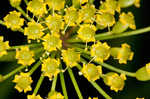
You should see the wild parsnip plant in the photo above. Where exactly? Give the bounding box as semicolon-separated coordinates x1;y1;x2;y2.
0;0;150;99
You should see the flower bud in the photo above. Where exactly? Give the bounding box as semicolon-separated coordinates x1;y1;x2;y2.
136;63;150;81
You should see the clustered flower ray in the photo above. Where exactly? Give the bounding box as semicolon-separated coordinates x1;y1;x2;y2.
0;0;149;99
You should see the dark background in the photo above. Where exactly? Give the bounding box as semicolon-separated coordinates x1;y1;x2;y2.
0;0;150;99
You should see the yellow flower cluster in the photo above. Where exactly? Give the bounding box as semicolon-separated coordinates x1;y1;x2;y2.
16;46;35;66
103;72;126;92
24;21;44;41
13;72;33;93
91;42;110;63
62;48;80;68
0;0;146;99
81;64;102;81
41;58;60;80
3;11;24;31
110;43;134;64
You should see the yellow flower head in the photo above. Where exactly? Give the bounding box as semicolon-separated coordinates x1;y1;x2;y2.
24;21;44;41
46;14;64;34
0;36;10;57
9;0;21;7
77;24;96;42
119;12;136;29
64;7;79;26
42;34;62;52
27;0;47;16
118;0;140;8
13;72;33;93
48;91;64;99
99;0;120;15
91;42;110;63
79;4;96;23
96;12;115;28
3;11;24;31
41;58;60;80
88;97;98;99
16;46;35;66
103;72;126;92
81;64;102;81
62;48;80;68
27;94;43;99
117;43;134;64
45;0;65;10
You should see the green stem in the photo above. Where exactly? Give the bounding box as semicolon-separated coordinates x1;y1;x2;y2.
9;43;41;50
68;68;83;99
16;6;32;21
67;26;150;42
24;0;28;5
99;62;136;77
33;74;44;95
3;65;27;80
60;65;68;99
51;76;58;91
76;64;112;99
82;54;136;77
90;81;112;99
95;26;150;40
29;60;42;75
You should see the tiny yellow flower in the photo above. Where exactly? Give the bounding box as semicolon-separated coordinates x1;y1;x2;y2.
79;4;96;23
64;7;79;26
27;0;47;16
16;46;35;66
46;14;64;34
91;42;110;63
62;48;80;68
48;91;64;99
27;94;43;99
13;72;33;93
117;43;134;64
88;97;98;99
9;0;21;7
45;0;65;10
0;36;10;57
119;12;136;30
99;0;120;15
42;34;62;52
3;11;24;31
24;21;44;41
41;58;60;80
103;72;126;92
77;24;96;42
96;12;115;28
81;64;102;81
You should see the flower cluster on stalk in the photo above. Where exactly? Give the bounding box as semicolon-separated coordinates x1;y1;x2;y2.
0;0;149;99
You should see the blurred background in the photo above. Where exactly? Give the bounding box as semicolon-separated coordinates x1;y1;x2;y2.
0;0;150;99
